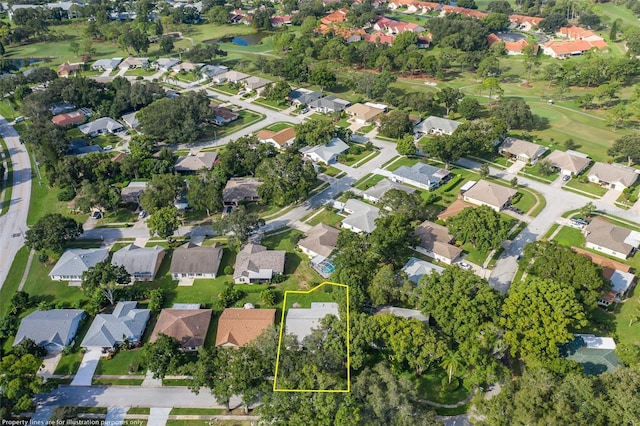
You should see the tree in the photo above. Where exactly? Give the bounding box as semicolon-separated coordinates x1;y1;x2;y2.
478;77;503;100
536;159;554;176
368;264;403;306
437;87;463;115
256;152;317;206
523;241;608;312
139;173;186;214
218;135;277;176
309;65;337;90
81;262;130;305
0;353;49;414
396;134;417;156
482;13;510;33
479;163;490;178
214;205;260;248
25;213;83;253
610;19;619;42
148;206;181;240
458;97;482;119
608;134;640;165
263;80;291;103
369;214;418;267
510;177;518;187
491;98;534;130
487;1;512;14
143;334;186;379
500;278;587;365
260;288;277;306
447;206;511;252
186;169;225;216
441;351;463;384
538;13;568;34
378;110;413;139
378;189;433;222
294;116;339;147
580;202;596;218
159;36;174;54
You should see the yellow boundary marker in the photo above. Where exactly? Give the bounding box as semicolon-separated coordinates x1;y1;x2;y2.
273;281;350;393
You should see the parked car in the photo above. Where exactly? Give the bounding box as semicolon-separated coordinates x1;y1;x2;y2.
92;211;102;219
562;175;571;182
458;262;472;270
572;217;589;225
138;210;147;219
301;108;309;114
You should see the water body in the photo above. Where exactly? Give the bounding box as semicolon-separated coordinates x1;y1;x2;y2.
219;31;271;46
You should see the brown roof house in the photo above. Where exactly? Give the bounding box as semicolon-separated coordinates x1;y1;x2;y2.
151;308;212;351
297;223;339;259
223;178;263;206
588;162;639;192
345;103;385;125
170;242;223;280
215;308;276;347
545;150;590;176
462;180;517;212
256;127;296;149
175;151;218;173
233;243;286;284
212;106;239;126
499;137;547;164
584;218;640;260
414;220;462;265
58;62;83;78
52;110;86;127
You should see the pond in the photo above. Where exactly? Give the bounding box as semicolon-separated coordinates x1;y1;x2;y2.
218;31;271;46
1;57;46;71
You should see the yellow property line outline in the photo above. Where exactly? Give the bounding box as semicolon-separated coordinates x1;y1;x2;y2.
273;281;350;393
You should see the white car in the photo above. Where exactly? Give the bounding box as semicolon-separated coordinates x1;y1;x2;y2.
458;262;472;270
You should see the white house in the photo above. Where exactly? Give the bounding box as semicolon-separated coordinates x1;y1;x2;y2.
300;138;349;164
584;218;640;260
587;162;639;191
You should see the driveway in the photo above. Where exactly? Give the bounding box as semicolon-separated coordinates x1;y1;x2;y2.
105;406;129;425
71;349;102;386
0;116;32;290
505;160;526;175
38;351;62;379
148;407;172;425
600;188;621;206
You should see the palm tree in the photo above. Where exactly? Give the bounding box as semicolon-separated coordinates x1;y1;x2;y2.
440;351;462;384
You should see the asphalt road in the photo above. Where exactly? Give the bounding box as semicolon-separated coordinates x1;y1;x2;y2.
0;117;31;290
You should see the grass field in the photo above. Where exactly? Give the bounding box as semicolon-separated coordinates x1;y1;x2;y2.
305;208;344;228
553;226;586;247
0;246;29;317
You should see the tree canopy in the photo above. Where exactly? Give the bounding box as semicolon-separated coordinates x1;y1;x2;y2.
446;205;512;252
25;213;83;253
147;206;181;240
491;98;535;130
256;151;317;206
607;134;640;166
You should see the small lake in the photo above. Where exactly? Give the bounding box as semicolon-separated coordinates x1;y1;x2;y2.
217;31;271;46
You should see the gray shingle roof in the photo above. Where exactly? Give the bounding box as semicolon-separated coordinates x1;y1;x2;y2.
234;244;286;281
285;302;339;343
297;223;339;258
392;163;450;188
14;309;85;349
363;178;415;202
309;95;350;111
414;116;461;135
584;218;635;257
588;162;639;188
81;301;150;348
342;199;380;233
170;242;223;275
401;257;444;284
49;248;109;279
78;117;124;135
300;138;349;163
111;244;165;280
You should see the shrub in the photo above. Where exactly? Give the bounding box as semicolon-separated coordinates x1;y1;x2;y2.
57;186;76;202
260;288;277;306
224;265;234;275
217;284;243;308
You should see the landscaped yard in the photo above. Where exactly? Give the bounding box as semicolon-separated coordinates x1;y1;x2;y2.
95;348;145;376
264;122;294;132
305;207;344;228
401;368;472;405
565;178;609;197
353;173;385;190
253;98;287;111
511;190;536;214
341;147;376;167
553;226;586;247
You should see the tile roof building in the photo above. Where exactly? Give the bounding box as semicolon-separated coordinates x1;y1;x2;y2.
222;178;262;206
363;178;415;203
256;127;296;149
175;151;218;173
215;308;276;347
545;150;590;176
499;137;547;164
414;116;461;136
414;220;462;265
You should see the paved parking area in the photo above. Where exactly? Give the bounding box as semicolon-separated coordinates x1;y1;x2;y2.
70;349;101;386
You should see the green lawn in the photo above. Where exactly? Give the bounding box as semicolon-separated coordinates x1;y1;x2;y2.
98;208;137;224
21;254;86;307
253;98;287;111
385;156;419;171
565;178;609;197
402;368;472;405
553;226;586;247
341;148;376;167
356;123;375;135
461;242;491;266
0;246;30;317
95;348;145;376
305;208;344;228
354;173;385;190
511;190;536;214
319;165;342;177
265;122;294;132
199;110;264;142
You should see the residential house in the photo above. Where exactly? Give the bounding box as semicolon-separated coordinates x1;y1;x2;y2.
121;111;140;130
364;32;396;45
118;57;150;70
542;39;607;59
52;110;86;127
215;308;276;347
201;65;229;81
66;140;102;157
297;223;339;259
584;218;640;260
222;177;262;206
390;163;451;190
170;242;224;279
244;76;272;94
308;95;350;114
49;248;109;282
175;151;218;173
341;199;380;234
57;62;83;78
172;62;204;73
154;57;181;71
270;15;291;27
13;309;85;352
211;106;239;126
487;33;538;55
462;180;516;212
545;150;590;176
345;103;385;124
150;308;212;351
286;302;340;343
499;137;547;164
440;5;488;19
363;178;415;203
557;25;605;42
376;306;428;323
437;199;474;221
561;334;622;375
414;220;463;265
111;244;165;282
289;89;322;106
587;162;639;191
373;16;425;34
81;301;150;350
320;8;348;25
300;137;349;164
233;243;286;284
256;127;296;149
508;14;543;31
402;257;444;284
221;70;250;84
91;58;123;71
572;248;636;306
414;116;461;136
78;117;125;137
121;181;147;204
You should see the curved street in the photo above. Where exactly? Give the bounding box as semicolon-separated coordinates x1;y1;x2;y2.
0;116;31;290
